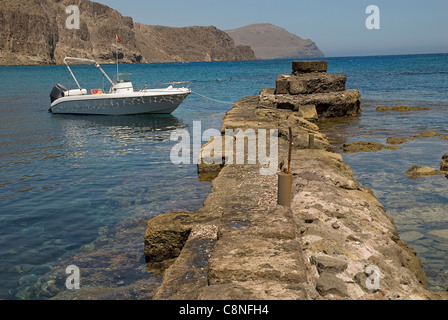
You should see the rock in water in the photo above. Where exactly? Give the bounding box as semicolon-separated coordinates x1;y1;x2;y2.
343;141;396;153
440;154;448;171
406;165;445;179
411;131;442;138
386;137;413;145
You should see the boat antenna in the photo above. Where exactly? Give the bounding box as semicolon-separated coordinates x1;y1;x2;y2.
115;34;122;75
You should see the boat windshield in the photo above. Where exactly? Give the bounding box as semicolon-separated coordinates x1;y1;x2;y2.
113;73;132;84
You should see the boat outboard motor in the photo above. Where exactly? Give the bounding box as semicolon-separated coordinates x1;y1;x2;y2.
50;83;68;103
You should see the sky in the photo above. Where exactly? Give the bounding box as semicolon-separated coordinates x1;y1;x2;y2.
94;0;448;57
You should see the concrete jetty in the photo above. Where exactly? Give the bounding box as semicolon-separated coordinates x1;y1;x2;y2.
145;61;448;300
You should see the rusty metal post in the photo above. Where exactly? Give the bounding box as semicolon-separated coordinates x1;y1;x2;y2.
278;127;293;207
309;132;315;149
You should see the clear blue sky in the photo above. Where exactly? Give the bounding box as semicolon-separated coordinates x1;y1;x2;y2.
95;0;448;57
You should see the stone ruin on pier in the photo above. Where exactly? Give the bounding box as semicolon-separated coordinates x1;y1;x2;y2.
258;60;361;119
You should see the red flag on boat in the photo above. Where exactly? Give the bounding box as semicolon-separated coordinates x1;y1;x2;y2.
116;34;122;43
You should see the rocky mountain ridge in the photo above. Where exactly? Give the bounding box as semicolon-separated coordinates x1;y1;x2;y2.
134;24;255;63
0;0;256;65
226;23;324;60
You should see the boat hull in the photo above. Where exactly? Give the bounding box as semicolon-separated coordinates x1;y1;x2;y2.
49;91;190;115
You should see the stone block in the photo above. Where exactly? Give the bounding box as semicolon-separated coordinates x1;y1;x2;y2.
310;255;348;274
144;211;193;262
292;60;328;73
208;237;307;285
315;272;348;297
297;105;318;122
153;225;219;300
258;88;362;118
198;281;310;300
275;74;291;94
288;73;346;95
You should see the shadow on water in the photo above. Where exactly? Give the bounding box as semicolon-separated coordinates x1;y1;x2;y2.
317;113;363;150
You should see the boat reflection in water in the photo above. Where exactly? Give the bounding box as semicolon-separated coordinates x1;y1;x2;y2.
50;113;186;145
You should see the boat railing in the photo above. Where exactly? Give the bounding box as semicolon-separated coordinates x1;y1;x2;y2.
140;81;192;91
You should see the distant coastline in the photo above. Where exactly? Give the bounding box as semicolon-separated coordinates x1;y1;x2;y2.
2;52;446;68
323;52;448;59
0;0;324;66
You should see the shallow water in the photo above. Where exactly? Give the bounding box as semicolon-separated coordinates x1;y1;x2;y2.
1;54;447;298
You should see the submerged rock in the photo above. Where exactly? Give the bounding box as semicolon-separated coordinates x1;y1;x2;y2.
386;137;414;145
405;165;445;179
342;141;397;153
376;106;431;112
427;229;448;241
411;131;442;138
392;106;412;111
405;154;448;179
439;153;448;171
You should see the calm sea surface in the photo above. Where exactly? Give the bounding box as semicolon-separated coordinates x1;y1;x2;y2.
0;54;447;299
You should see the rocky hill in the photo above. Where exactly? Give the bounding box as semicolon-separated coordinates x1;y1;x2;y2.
134;24;255;63
0;0;255;65
225;23;324;60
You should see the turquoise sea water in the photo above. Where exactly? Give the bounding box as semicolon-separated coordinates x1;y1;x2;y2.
0;54;447;299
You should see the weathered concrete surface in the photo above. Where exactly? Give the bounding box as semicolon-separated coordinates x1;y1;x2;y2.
146;97;448;300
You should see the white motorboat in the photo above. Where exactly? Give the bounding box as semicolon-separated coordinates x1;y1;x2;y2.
49;57;191;115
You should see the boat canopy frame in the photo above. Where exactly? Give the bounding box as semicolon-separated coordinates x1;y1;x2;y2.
63;57;114;90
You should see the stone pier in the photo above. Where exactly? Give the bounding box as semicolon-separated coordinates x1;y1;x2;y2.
144;62;448;300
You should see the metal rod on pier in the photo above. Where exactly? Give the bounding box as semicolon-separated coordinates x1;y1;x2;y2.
278;127;293;207
309;133;315;149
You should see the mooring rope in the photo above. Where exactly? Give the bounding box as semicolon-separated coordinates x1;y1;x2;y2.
190;90;259;106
